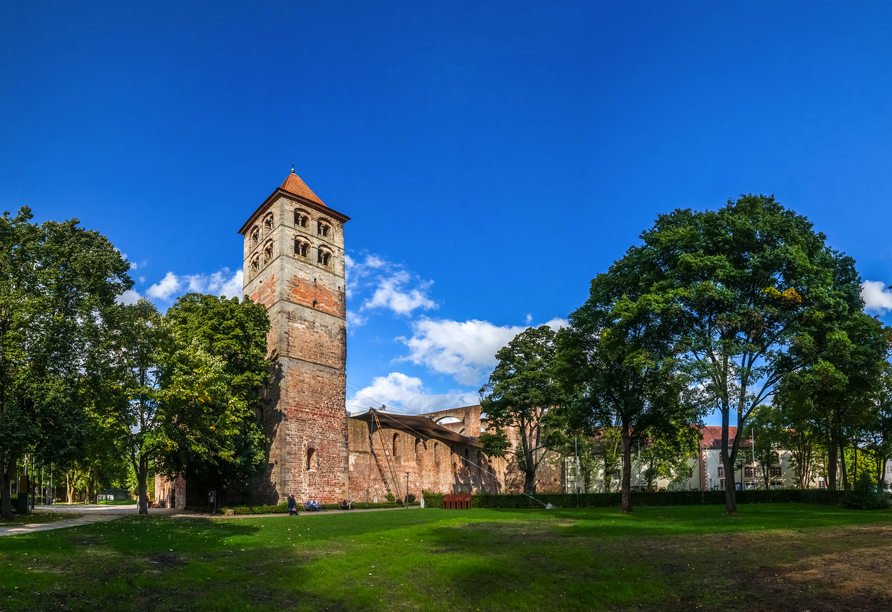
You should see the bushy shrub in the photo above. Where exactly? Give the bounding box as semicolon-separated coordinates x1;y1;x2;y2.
406;494;416;504
385;493;395;503
844;472;888;510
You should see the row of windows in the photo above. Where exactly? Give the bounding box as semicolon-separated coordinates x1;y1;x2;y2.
250;210;333;246
718;466;781;478
294;238;332;265
247;239;334;279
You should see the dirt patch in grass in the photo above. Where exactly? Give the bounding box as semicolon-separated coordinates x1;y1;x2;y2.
70;535;104;547
595;523;892;612
456;520;565;543
146;553;187;569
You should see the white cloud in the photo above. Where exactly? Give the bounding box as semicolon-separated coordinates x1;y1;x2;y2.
862;280;892;314
363;270;436;315
117;289;142;305
144;268;244;302
347;310;367;328
398;317;568;386
346;253;437;317
146;272;181;300
346;372;478;415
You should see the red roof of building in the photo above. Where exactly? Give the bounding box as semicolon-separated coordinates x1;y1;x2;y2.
280;170;325;207
698;426;752;449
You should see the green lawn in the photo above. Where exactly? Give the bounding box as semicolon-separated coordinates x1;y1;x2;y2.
0;511;82;526
2;504;891;611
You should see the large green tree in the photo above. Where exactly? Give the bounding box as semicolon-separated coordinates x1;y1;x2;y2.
862;361;892;489
781;307;887;490
0;208;131;520
557;257;691;513
158;294;270;501
633;195;857;513
479;326;565;495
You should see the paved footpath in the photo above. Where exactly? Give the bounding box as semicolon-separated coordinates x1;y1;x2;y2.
1;503;422;536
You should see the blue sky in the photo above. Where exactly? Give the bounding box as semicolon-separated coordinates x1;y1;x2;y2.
3;1;892;423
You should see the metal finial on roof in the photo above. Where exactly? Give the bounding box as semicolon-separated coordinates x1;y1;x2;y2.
291;161;295;174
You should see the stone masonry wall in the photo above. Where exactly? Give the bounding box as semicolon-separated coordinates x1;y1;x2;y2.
345;405;566;500
243;189;349;504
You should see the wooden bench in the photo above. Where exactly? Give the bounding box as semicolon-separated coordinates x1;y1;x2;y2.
442;493;472;509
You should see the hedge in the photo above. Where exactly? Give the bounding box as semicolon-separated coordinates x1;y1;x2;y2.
422;489;847;509
213;500;421;515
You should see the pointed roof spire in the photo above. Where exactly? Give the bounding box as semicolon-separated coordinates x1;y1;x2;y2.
280;167;325;207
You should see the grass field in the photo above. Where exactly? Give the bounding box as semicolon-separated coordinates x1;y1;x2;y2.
0;511;82;527
1;504;891;611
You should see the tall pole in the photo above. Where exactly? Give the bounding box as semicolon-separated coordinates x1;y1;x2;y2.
405;473;409;509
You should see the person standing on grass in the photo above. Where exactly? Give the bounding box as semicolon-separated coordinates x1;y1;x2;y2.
287;494;298;516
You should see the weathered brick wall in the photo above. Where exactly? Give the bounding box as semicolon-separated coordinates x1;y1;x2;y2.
242;185;350;505
153;474;186;509
347;417;505;501
345;405;566;500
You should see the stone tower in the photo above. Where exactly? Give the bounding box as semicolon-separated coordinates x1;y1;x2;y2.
238;170;351;503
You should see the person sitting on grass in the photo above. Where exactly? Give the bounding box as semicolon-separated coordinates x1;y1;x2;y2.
287;493;298;516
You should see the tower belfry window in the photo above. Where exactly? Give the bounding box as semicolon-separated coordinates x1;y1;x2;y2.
250;227;260;245
263;241;273;263
318;249;331;266
294;210;309;228
317;220;330;237
263;213;274;232
294;239;309;258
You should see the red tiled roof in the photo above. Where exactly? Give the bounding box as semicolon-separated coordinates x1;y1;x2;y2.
698;426;752;449
281;171;325;207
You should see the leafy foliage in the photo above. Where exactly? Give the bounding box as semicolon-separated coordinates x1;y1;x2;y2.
0;208;132;519
479;326;566;494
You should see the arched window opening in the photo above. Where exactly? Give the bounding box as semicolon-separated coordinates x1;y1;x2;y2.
306;448;316;471
250;226;260;245
294;210;309;228
263;213;274;232
263;241;273;263
392;433;400;456
294;238;309;258
317;249;331;266
250;255;260;277
317;220;331;237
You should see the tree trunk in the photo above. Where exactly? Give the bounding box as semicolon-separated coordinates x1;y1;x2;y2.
137;455;149;515
0;456;13;521
723;451;738;514
523;470;536;495
827;442;838;491
839;440;849;491
620;426;632;514
66;472;73;504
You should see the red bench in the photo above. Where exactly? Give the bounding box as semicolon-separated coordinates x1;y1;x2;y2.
442;493;472;509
